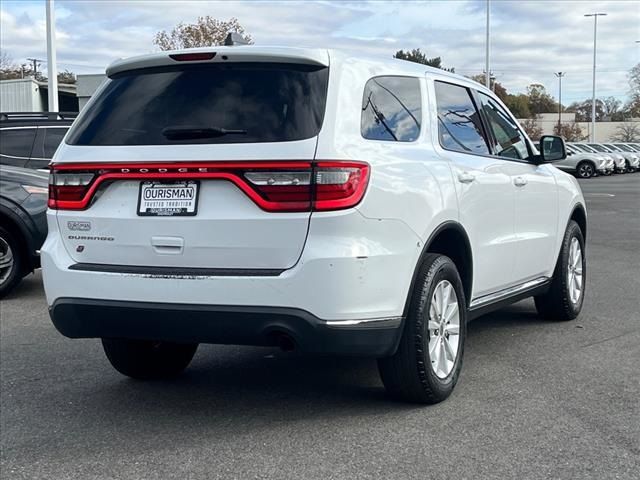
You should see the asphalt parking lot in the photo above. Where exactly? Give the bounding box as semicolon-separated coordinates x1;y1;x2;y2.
1;174;639;480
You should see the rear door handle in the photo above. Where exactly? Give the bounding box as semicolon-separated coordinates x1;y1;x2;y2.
457;171;476;184
514;176;528;187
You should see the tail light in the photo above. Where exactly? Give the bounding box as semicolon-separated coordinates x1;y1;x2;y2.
48;161;369;212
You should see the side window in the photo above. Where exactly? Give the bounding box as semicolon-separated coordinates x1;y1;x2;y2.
477;93;529;160
40;127;68;158
434;81;489;155
361;76;421;142
0;128;37;166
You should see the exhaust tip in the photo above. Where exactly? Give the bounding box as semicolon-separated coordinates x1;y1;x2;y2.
271;332;296;352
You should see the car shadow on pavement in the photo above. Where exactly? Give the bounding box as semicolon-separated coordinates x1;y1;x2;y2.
71;300;553;429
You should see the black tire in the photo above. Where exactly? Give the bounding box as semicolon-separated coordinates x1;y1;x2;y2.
0;226;24;299
102;338;198;379
378;254;466;404
534;220;585;321
576;161;595;179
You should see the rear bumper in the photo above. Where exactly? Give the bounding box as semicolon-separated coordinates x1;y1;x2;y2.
49;298;403;357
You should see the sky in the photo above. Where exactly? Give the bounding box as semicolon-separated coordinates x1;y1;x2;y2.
1;0;639;105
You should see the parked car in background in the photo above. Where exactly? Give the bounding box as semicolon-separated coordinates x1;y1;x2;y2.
0;165;49;297
42;47;587;404
585;143;627;173
607;143;640;172
569;143;614;174
0;112;77;171
559;143;610;178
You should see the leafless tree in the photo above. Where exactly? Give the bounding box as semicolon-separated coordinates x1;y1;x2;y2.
553;122;588;142
609;122;640;142
521;116;543;140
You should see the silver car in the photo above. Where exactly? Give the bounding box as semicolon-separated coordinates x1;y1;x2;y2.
569;143;615;175
585;143;627;173
558;144;610;178
610;144;640;172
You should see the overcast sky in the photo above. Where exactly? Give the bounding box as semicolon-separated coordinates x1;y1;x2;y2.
1;0;639;105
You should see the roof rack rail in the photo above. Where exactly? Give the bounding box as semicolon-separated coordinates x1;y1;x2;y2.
0;111;79;121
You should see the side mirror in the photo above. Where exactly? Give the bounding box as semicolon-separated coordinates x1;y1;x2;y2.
538;135;566;162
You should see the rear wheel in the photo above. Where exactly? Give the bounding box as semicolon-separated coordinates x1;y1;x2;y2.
102;338;198;379
535;220;585;321
576;162;595;179
0;226;24;298
378;254;466;404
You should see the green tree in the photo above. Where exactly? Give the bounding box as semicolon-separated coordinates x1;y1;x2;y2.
526;83;557;115
504;94;531;119
154;16;253;50
566;99;605;122
468;74;508;102
394;48;454;73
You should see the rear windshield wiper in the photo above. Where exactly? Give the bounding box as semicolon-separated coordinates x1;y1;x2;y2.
161;126;247;140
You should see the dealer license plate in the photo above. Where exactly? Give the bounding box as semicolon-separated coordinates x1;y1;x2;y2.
137;181;199;216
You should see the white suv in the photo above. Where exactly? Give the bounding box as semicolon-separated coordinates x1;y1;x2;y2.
42;47;587;403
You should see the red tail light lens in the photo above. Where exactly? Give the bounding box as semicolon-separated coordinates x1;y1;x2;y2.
48;161;369;212
314;162;370;211
48;172;95;209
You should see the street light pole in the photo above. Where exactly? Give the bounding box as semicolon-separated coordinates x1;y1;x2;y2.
584;12;607;142
554;72;565;131
485;0;491;88
45;0;59;112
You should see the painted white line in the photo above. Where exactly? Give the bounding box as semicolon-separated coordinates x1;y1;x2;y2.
585;193;615;197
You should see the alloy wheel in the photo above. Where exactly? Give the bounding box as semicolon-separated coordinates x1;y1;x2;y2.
567;237;583;304
0;237;14;285
427;280;460;379
578;164;594;178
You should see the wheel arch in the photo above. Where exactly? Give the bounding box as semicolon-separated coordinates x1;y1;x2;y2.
403;221;473;316
569;203;587;240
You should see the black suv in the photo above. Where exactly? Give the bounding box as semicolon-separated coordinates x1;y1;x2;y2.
0;165;48;297
0;112;77;170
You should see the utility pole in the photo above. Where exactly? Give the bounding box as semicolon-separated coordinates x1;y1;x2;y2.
554;72;565;131
46;0;59;112
584;12;607;142
26;58;43;78
485;0;491;88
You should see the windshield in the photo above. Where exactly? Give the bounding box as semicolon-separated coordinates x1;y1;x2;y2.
615;144;633;153
67;63;329;146
604;144;622;152
587;144;608;153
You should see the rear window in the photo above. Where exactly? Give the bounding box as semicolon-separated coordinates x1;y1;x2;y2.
67;63;329;146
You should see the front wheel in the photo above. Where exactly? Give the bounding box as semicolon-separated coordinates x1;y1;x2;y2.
576;162;595;179
102;338;198;379
534;220;585;321
378;254;466;404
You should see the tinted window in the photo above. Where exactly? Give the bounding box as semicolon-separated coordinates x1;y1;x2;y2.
0;128;37;166
33;127;68;158
587;144;608;153
615;144;633;152
67;63;329;146
477;93;529;160
361;76;421;142
434;81;489;154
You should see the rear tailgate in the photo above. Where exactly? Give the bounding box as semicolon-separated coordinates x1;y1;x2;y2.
51;57;329;271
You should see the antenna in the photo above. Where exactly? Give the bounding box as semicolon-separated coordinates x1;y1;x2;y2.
224;32;249;46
